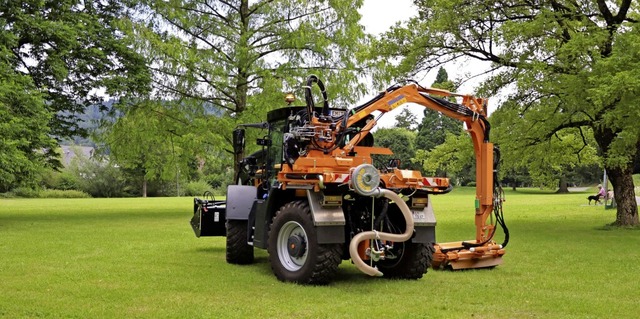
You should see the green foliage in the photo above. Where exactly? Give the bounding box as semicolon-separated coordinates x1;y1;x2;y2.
408;67;470;182
0;0;150;190
415;132;475;184
0;50;57;191
6;187;91;199
1;0;150;138
198;153;235;191
99;98;242;196
42;169;80;191
38;189;91;198
64;149;128;198
415;68;462;152
75;161;128;198
394;108;418;130
99;100;199;196
10;187;41;198
372;127;418;170
374;0;639;225
183;180;214;197
435;67;448;84
491;103;601;188
415;109;463;152
123;0;367;181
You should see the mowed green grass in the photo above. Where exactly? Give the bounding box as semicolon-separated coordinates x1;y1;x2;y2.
1;189;638;318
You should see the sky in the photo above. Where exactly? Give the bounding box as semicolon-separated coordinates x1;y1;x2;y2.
359;0;416;37
357;0;496;127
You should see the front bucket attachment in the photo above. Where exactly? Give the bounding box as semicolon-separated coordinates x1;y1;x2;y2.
432;241;505;270
191;198;227;237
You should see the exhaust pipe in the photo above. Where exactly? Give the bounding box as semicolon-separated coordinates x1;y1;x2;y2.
347;165;415;277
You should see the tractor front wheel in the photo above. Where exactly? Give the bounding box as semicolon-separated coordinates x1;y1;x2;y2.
226;220;254;264
267;200;342;285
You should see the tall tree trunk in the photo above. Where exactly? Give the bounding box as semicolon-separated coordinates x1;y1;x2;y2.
607;165;639;226
594;123;639;227
142;177;147;198
233;69;249;180
232;0;250;181
556;176;569;194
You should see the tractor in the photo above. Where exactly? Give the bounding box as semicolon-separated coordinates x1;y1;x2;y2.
191;75;508;284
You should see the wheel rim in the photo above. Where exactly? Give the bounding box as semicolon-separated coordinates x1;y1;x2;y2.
277;221;308;271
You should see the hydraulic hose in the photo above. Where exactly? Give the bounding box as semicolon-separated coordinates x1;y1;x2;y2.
348;189;414;277
304;74;329;121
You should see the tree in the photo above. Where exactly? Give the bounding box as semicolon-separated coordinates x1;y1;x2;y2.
415;67;462;152
100;99;216;197
66;149;127;198
373;128;419;170
2;0;150;138
130;0;366;176
415;131;475;185
394;108;418;130
434;66;448;84
0;0;150;189
0;57;57;191
491;103;600;192
375;0;639;226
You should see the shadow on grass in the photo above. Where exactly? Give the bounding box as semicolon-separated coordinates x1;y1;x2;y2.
332;267;373;284
594;224;640;231
0;210;183;226
194;248;475;288
195;246;226;254
508;189;591;195
214;253;379;286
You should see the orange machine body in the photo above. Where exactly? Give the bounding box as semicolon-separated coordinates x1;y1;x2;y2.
273;82;506;270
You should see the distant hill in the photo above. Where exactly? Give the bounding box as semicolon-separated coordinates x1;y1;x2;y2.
59;100;116;147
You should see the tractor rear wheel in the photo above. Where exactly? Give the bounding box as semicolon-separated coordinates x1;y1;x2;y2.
226;220;254;264
267;200;342;285
377;242;434;279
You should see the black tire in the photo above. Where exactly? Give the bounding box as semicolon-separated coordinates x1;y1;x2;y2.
267;200;342;285
377;242;434;279
226;220;254;264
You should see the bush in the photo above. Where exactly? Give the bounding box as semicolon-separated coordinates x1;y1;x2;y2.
12;187;40;198
39;189;91;198
184;180;214;197
3;188;92;198
42;170;80;191
76;161;128;198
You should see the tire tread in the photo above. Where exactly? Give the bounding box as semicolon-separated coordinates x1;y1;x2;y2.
226;220;254;264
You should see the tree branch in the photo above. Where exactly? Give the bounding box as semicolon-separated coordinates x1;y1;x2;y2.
152;79;235;112
155;11;235;63
544;119;592;139
200;1;231;26
615;0;632;24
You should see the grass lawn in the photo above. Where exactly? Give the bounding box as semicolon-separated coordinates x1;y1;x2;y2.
1;188;638;318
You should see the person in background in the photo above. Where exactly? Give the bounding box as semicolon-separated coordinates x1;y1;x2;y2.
597;184;606;203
